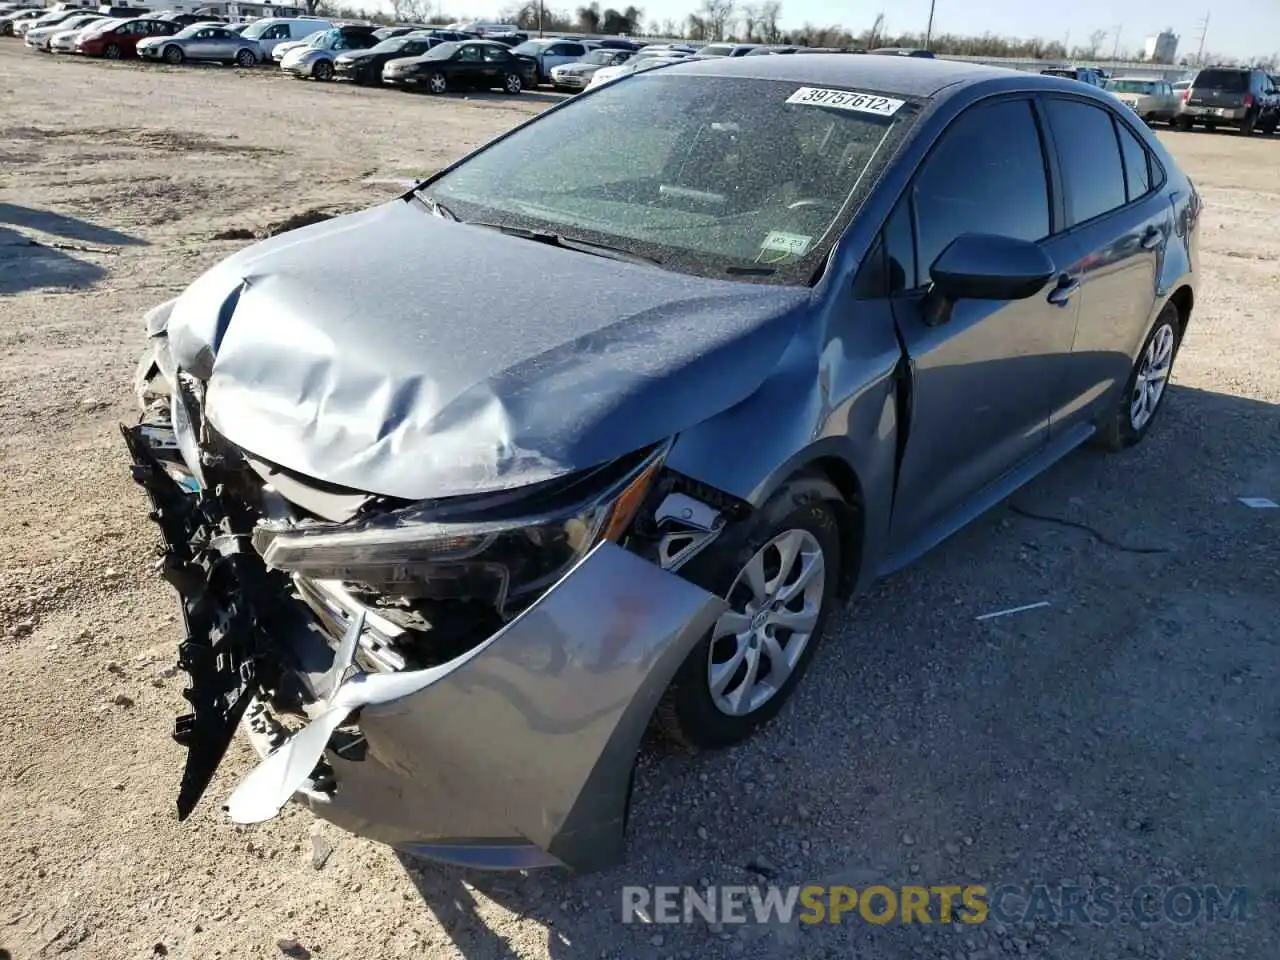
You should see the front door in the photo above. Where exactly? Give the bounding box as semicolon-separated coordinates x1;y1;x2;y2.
884;96;1082;560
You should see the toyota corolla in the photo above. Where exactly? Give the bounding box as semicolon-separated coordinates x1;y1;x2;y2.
126;55;1199;872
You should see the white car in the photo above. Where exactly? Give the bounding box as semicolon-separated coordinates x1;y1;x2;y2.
24;11;101;49
1104;77;1181;124
585;52;689;90
549;48;635;91
49;16;118;51
238;16;329;57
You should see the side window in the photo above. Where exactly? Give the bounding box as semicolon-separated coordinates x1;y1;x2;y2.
912;98;1050;282
546;43;568;56
457;44;481;61
1115;120;1152;201
566;43;585;56
482;45;507;62
268;24;288;39
1043;98;1127;225
851;195;915;300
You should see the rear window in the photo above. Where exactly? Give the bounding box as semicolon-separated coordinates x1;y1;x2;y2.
1194;69;1246;91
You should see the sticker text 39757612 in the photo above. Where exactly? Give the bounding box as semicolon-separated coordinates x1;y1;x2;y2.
785;87;905;117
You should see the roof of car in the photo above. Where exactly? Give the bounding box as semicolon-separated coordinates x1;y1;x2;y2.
661;51;1023;99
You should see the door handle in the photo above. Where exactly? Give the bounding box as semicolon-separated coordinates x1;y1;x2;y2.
1046;276;1081;307
1141;227;1164;250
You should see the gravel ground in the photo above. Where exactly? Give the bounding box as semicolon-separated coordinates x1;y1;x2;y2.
1;50;1278;960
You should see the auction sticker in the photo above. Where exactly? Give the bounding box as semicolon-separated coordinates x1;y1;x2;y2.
761;231;813;257
786;87;905;116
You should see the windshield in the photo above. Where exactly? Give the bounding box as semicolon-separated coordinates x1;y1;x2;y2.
240;20;276;38
1194;69;1246;91
173;24;207;38
584;49;620;64
512;40;548;55
421;40;458;59
424;73;913;284
371;34;413;53
1107;79;1157;94
698;44;732;56
307;28;339;47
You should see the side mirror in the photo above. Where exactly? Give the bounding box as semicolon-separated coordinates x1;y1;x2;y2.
922;233;1056;325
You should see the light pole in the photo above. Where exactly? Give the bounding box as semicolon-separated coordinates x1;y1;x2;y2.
924;0;936;50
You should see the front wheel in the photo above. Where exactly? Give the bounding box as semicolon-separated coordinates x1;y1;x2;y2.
426;71;447;94
1094;303;1182;451
235;48;257;67
312;59;333;81
104;42;122;60
656;479;844;749
503;71;523;94
163;45;183;64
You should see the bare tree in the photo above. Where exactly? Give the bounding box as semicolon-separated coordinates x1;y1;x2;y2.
576;1;601;32
859;11;884;50
685;12;707;39
739;2;758;41
758;0;781;43
1085;28;1107;57
659;16;677;37
698;0;734;41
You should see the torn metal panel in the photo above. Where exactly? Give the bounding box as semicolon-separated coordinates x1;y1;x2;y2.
235;542;724;872
162;200;811;500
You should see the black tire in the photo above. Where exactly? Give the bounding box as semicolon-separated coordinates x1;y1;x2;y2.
104;42;122;60
235;48;256;67
1239;113;1257;135
1094;302;1183;452
426;71;447;94
312;59;333;81
163;45;182;64
656;476;845;750
503;71;522;94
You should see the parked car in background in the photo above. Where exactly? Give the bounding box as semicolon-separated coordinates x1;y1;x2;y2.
335;31;441;83
483;31;528;47
16;8;84;37
511;37;594;83
0;8;45;35
694;42;760;57
281;25;377;80
1041;65;1104;86
584;50;688;89
239;16;329;56
549;47;634;90
24;10;101;48
1172;80;1191;94
745;45;798;55
382;38;534;93
126;54;1200;877
76;16;177;57
869;46;935;57
1178;66;1280;134
446;19;517;36
100;5;153;16
1105;77;1180;124
154;11;223;26
49;15;120;51
138;22;262;65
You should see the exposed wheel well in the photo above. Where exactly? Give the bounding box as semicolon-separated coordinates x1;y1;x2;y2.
807;456;865;599
1168;285;1194;333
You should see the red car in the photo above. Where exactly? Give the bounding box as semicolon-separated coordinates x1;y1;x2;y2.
76;18;179;58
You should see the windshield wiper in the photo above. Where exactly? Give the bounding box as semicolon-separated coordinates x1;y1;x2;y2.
726;265;777;276
411;189;459;221
466;221;663;267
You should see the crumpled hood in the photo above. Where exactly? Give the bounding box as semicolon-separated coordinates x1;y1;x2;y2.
164;199;811;500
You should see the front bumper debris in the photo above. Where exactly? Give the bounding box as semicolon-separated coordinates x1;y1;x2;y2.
125;418;726;871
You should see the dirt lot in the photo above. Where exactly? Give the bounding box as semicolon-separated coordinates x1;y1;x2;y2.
1;50;1278;960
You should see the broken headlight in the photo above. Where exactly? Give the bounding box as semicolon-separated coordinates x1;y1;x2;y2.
254;444;667;613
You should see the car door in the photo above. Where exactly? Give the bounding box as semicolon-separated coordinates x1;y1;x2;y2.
882;96;1084;560
481;43;509;84
1037;95;1171;435
452;42;484;83
207;27;238;58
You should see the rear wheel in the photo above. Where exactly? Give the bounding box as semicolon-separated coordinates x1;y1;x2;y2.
1094;302;1182;451
656;477;844;749
312;59;333;81
235;48;257;67
104;42;122;60
1239;113;1257;135
426;71;447;94
163;44;182;64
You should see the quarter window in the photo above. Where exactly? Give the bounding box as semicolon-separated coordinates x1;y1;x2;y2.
1044;98;1127;225
911;98;1050;284
1115;120;1152;202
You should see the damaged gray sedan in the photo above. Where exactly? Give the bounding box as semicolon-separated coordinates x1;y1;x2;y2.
125;54;1200;871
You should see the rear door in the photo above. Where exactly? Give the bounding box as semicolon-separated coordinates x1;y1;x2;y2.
481;43;509;84
884;96;1083;558
1038;95;1170;433
452;42;485;82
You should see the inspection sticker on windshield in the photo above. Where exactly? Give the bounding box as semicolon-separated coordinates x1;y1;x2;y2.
761;231;813;257
786;87;905;116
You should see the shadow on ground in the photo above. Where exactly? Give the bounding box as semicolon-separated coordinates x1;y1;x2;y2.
390;384;1280;959
0;201;148;247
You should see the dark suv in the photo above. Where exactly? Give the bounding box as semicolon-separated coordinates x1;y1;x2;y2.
1178;66;1279;134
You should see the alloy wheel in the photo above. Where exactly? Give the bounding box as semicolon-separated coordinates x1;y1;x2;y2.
313;60;333;80
236;49;256;67
1129;322;1175;431
706;528;826;717
505;72;522;94
164;45;182;64
105;43;121;59
428;72;447;94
